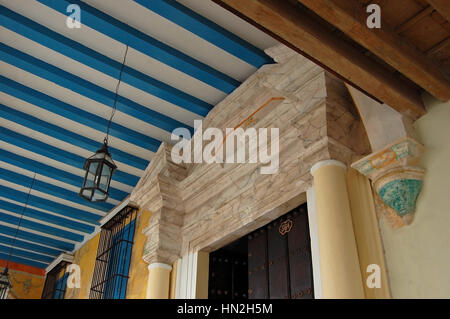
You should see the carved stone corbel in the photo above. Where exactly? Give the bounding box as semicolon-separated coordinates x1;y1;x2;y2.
352;135;425;226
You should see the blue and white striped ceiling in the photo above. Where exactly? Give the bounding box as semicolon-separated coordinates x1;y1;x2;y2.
0;0;277;269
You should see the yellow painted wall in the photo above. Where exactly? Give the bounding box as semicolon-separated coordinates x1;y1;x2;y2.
65;233;100;299
65;209;152;299
126;209;152;299
1;267;45;299
379;95;450;298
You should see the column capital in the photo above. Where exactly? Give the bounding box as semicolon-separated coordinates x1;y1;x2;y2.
148;263;172;272
311;159;347;176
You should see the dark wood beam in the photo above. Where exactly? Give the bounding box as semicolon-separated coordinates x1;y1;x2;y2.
426;0;450;23
297;0;450;102
213;0;425;119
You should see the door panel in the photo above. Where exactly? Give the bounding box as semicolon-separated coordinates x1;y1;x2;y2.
267;220;290;299
248;229;269;299
287;207;314;299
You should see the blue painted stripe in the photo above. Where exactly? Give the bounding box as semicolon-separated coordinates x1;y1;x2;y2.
0;244;54;263
0;184;100;226
0;75;160;152
0;252;48;269
135;0;273;68
0;6;213;116
0;104;149;171
0;199;94;234
0;165;113;213
0;234;60;257
0;43;194;135
0;149;128;202
0;127;140;187
37;0;240;94
0;212;83;242
0;224;74;251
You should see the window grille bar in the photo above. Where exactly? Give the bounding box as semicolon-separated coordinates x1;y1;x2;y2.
89;205;138;299
41;260;71;299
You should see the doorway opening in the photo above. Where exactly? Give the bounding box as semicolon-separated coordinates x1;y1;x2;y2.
208;203;313;299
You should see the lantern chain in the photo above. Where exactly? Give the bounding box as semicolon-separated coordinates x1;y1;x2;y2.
105;44;129;145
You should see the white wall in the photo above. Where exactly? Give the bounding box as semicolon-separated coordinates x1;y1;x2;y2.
379;95;450;298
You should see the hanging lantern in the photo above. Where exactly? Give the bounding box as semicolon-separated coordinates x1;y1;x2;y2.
0;268;12;299
79;45;129;203
79;141;117;202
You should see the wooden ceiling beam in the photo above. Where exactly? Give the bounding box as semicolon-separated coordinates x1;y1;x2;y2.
297;0;450;102
426;0;450;23
213;0;425;119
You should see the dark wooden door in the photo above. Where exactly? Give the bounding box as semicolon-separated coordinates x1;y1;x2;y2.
208;239;248;300
248;204;314;299
208;203;313;300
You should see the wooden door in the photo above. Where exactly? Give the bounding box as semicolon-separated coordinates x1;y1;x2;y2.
248;204;314;299
208;203;314;299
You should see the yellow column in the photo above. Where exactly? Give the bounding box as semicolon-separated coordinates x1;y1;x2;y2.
146;263;172;299
346;168;391;298
311;160;364;298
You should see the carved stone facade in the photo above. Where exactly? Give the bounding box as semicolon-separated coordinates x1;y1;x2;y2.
130;45;371;264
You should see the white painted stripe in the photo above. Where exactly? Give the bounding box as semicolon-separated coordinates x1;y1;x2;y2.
83;0;256;81
0;141;134;193
0;179;106;217
0;232;63;255
0;91;156;161
0;196;97;229
0;208;86;237
1;118;145;178
0;161;120;206
0;61;173;145
0;220;78;245
0;243;51;264
0;241;56;259
177;0;278;50
1;0;226;105
0;27;202;127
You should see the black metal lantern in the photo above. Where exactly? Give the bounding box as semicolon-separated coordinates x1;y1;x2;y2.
79;141;117;202
0;268;12;299
79;45;128;202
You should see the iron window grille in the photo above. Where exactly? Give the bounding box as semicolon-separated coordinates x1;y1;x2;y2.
89;205;138;299
41;260;71;299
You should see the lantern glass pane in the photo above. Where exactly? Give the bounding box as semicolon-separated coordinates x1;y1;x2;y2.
93;189;107;201
99;164;112;192
88;161;99;175
81;188;93;200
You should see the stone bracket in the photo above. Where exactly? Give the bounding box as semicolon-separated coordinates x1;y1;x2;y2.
352;136;425;226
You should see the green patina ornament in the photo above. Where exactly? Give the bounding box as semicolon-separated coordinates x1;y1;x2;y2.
378;179;423;216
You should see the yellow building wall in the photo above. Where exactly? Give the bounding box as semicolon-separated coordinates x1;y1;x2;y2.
65;233;100;299
379;95;450;298
65;209;152;299
0;266;45;299
126;209;152;299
